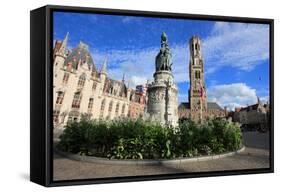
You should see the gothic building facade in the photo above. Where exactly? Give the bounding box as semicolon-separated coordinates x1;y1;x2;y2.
178;36;225;121
53;33;146;128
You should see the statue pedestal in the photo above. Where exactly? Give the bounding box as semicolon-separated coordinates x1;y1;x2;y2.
153;71;174;82
147;70;178;127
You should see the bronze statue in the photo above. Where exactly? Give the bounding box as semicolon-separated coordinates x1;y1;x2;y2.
155;32;173;71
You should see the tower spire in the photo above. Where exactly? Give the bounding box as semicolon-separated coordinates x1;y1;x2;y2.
100;57;107;74
59;32;69;55
257;96;261;104
122;73;125;83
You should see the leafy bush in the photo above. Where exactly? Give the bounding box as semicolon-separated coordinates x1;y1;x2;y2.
57;116;242;159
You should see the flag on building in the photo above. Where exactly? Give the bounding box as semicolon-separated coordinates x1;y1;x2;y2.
136;85;147;96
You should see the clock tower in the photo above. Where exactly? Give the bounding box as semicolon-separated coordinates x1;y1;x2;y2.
189;36;207;121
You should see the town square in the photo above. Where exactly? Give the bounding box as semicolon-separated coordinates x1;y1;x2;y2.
52;11;271;180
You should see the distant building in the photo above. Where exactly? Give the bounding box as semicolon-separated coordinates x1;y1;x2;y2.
178;36;225;121
231;97;270;131
53;33;146;128
179;102;226;120
128;88;147;120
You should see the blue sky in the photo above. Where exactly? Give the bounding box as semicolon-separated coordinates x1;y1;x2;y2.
53;11;270;110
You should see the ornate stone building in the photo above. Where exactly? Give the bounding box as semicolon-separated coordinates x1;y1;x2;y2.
128;86;147;120
53;33;146;128
178;36;225;121
147;33;179;127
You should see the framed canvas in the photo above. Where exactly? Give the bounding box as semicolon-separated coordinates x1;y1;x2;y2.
30;5;274;187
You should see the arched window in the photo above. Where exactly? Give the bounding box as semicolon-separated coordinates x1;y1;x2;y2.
72;92;82;109
92;82;97;91
110;87;114;94
56;91;64;105
195;71;201;79
77;73;86;88
195;43;198;50
121;104;126;116
53;110;60;124
108;101;113;113
62;72;69;84
115;102;120;116
100;99;106;118
88;98;94;112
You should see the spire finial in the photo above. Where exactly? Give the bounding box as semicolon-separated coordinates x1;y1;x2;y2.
257;96;261;104
59;32;69;55
122;73;125;83
62;32;69;46
101;57;107;74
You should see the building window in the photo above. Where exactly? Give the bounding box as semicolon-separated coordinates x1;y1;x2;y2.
72;92;82;109
53;110;60;124
68;115;79;122
88;98;94;112
115;102;120;116
67;62;72;71
195;71;201;79
108;101;113;113
92;82;97;91
77;73;86;88
122;104;126;115
56;91;64;105
100;99;106;118
62;72;69;84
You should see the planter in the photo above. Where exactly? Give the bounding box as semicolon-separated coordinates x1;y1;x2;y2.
54;146;245;166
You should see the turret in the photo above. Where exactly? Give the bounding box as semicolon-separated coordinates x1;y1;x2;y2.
257;96;261;105
57;32;69;57
100;57;108;85
122;73;125;83
53;32;69;73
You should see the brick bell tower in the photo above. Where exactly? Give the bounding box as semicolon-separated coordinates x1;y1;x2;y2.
189;36;207;121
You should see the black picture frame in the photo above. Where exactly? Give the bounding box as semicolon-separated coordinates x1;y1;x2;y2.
30;4;274;187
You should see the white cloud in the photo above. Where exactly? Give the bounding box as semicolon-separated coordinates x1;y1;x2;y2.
129;76;148;88
121;17;134;23
259;96;269;103
202;22;269;73
90;43;190;88
88;22;269;89
208;83;257;110
86;21;269;105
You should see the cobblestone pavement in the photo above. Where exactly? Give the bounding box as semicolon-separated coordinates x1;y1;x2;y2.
53;131;270;181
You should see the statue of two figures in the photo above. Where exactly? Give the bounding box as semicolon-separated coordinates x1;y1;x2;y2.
156;32;173;71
